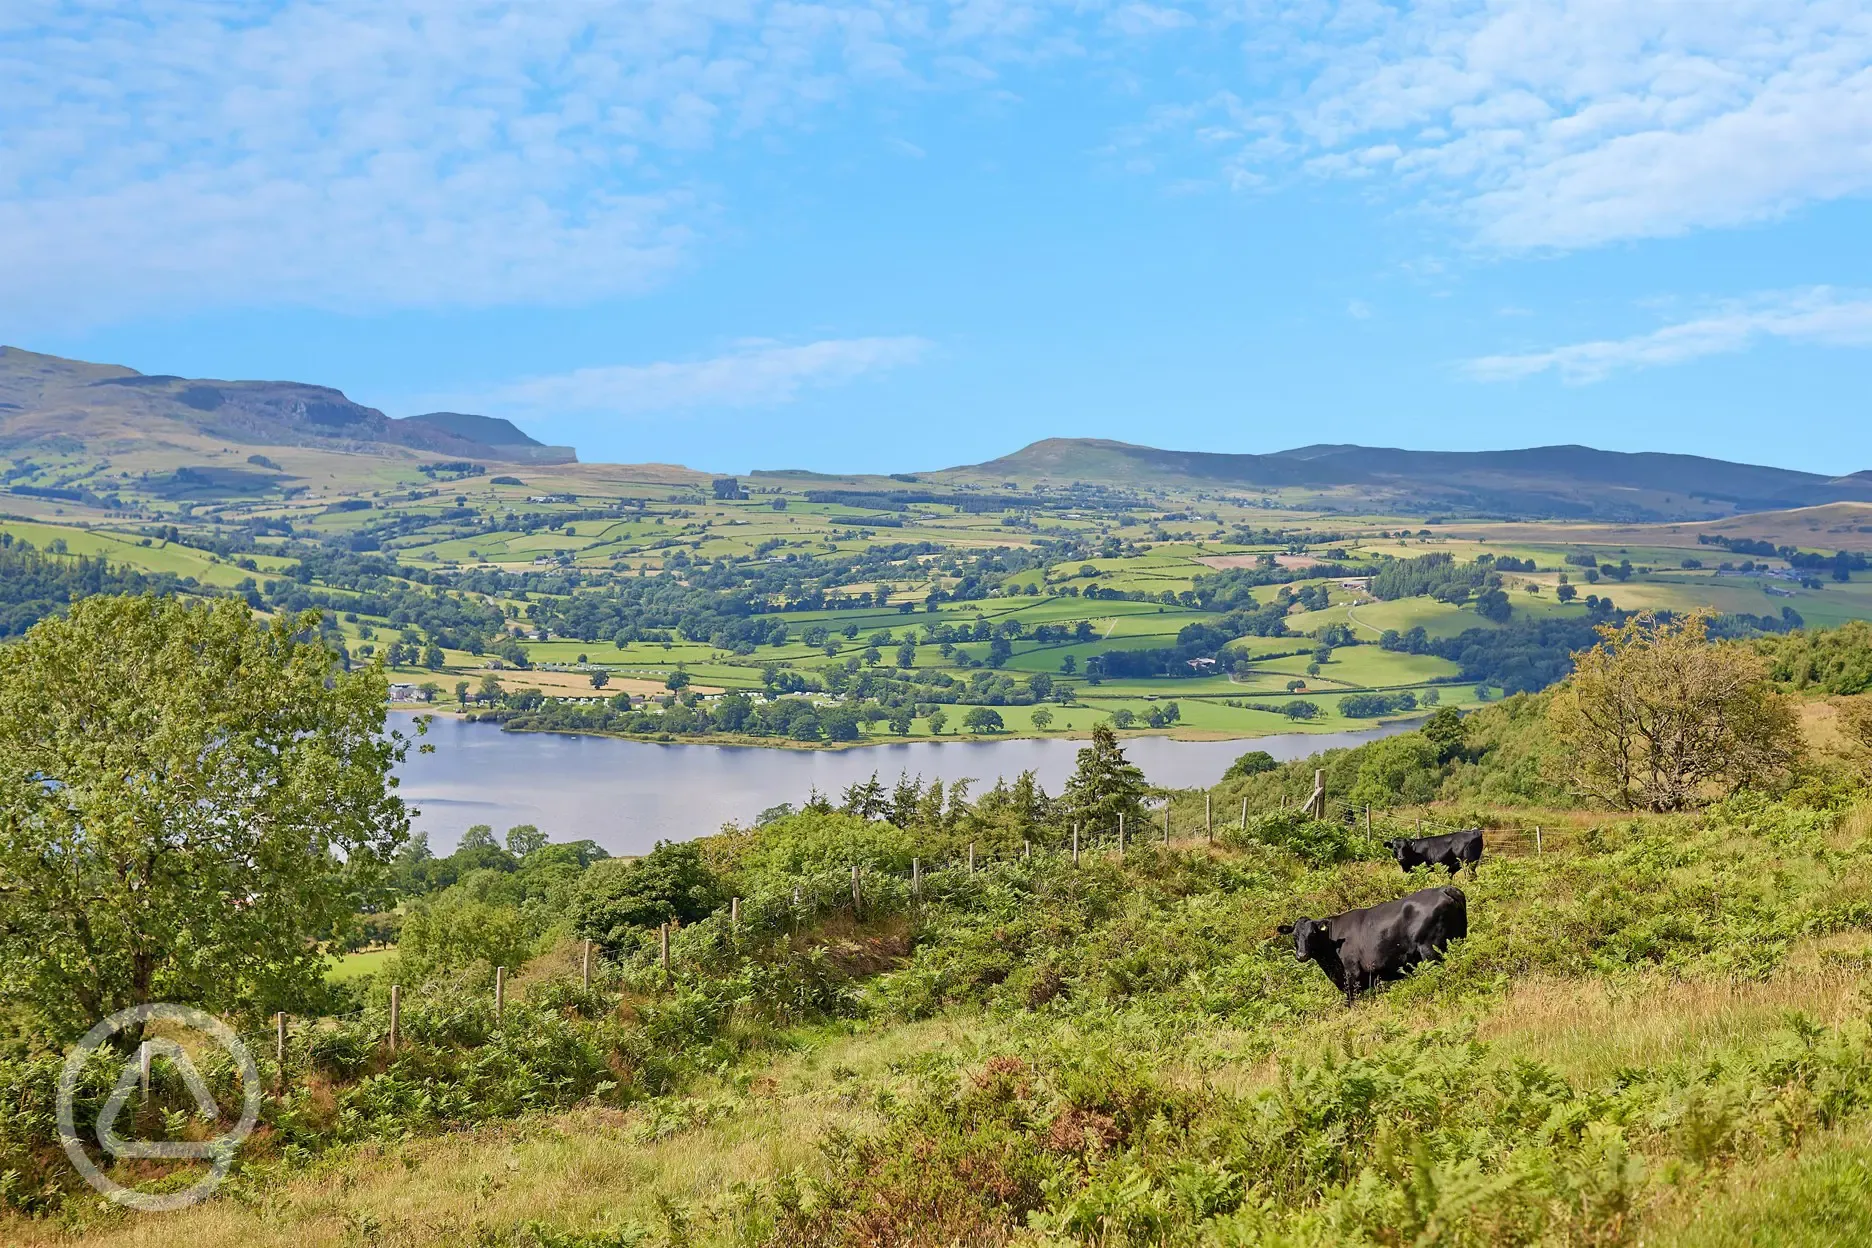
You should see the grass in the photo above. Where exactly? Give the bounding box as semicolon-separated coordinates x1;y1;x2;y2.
325;948;395;983
11;472;1872;750
27;885;1872;1246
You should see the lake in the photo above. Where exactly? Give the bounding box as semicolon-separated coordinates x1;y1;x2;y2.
391;714;1418;855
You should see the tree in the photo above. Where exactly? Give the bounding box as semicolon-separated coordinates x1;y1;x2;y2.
1059;654;1077;675
422;642;446;670
1030;707;1054;731
1223;750;1277;780
1061;723;1148;834
460;824;499;851
505;824;549;856
1111;707;1137;728
591;669;611;690
569;842;725;950
897;640;917;669
1838;698;1872;775
666;668;691;691
1548;612;1802;811
1475;588;1512;623
841;773;889;819
455;679;471;710
1420;705;1469;763
0;596;410;1038
927;708;949;735
963;706;1005;733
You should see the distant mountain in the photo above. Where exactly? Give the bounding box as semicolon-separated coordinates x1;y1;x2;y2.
0;347;575;465
950;438;1872;521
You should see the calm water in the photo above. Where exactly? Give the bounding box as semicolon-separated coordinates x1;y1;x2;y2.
390;714;1418;855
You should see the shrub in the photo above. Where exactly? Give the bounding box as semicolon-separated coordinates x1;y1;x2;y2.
570;842;726;950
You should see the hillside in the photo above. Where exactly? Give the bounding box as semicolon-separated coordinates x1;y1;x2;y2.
10;696;1872;1245
0;346;575;465
949;438;1872;522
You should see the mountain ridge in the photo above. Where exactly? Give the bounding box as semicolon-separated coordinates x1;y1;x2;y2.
943;437;1872;522
0;346;576;465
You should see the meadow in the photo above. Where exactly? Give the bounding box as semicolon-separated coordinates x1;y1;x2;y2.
10;716;1872;1247
7;459;1872;747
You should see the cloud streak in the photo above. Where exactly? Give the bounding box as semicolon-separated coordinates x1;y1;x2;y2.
1133;0;1872;251
465;336;933;417
1464;288;1872;383
0;1;1063;324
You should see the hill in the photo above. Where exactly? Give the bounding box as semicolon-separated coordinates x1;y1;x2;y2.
0;346;575;465
949;437;1872;521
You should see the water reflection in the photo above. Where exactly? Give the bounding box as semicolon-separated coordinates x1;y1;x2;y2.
390;714;1418;855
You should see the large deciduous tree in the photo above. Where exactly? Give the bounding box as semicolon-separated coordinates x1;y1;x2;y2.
1547;612;1801;812
0;595;411;1038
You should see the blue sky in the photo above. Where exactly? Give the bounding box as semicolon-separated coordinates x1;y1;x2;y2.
4;1;1870;475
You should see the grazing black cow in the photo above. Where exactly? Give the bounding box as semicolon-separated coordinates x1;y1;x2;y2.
1385;827;1483;876
1278;885;1467;1005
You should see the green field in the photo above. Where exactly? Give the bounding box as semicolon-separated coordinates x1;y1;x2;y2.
7;460;1872;747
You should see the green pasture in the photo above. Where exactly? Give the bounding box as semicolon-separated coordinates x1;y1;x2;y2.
326;947;394;983
0;519;293;586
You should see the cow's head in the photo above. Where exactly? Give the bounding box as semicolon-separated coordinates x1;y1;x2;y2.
1383;837;1411;863
1277;917;1334;963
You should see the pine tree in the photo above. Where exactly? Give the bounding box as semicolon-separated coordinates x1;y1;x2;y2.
1061;723;1148;837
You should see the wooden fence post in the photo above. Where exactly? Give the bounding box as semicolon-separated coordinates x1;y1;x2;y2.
1240;796;1248;831
1206;793;1212;842
581;940;593;989
730;896;741;934
494;967;506;1025
1072;824;1080;866
852;863;862;913
1024;840;1031;861
1365;804;1371;833
659;924;671;983
275;1012;286;1090
913;857;921;897
1118;813;1125;859
1163;803;1170;844
140;1041;151;1101
389;985;401;1053
968;843;976;874
1535;826;1543;855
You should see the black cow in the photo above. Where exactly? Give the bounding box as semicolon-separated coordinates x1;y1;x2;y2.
1385;827;1483;876
1278;885;1467;1005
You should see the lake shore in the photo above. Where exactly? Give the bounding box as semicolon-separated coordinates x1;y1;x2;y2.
389;702;1427;751
388;711;1422;854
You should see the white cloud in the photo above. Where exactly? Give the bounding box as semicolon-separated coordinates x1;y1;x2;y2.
1464;288;1872;383
0;2;1071;324
1170;0;1872;250
1346;298;1373;319
462;336;934;417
